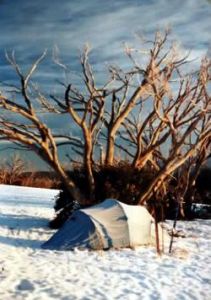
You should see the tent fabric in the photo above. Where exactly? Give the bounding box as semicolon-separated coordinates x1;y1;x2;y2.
42;199;169;251
81;199;130;249
42;211;101;250
119;202;153;247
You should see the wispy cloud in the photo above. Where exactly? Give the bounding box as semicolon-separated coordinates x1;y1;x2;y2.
0;0;210;129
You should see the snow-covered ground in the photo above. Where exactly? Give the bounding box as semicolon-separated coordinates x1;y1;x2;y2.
0;184;210;300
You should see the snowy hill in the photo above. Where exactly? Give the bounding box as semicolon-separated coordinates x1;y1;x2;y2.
0;184;210;300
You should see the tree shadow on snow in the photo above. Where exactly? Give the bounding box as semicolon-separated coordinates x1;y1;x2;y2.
0;213;50;230
0;235;44;249
0;213;52;249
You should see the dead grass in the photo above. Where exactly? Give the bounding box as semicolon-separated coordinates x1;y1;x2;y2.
0;155;60;189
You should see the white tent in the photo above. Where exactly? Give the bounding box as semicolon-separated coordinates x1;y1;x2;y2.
42;199;169;250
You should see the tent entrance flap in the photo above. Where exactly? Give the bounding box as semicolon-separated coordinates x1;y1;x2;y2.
42;211;101;250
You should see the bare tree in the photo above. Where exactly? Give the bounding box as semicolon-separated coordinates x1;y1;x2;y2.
0;31;210;209
50;45;107;199
102;32;210;205
137;58;211;205
0;51;83;201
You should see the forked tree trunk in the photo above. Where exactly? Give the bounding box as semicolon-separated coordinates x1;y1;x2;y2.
105;83;149;166
83;129;95;200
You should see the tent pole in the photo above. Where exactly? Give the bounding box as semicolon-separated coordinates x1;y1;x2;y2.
154;204;161;255
169;202;179;253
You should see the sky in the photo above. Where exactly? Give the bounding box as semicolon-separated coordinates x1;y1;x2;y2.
0;0;210;78
0;0;211;168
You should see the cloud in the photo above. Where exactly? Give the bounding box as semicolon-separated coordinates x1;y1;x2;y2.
0;0;210;166
0;0;210;132
1;0;210;55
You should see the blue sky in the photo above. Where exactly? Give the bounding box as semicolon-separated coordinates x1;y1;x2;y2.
0;0;210;168
0;0;210;69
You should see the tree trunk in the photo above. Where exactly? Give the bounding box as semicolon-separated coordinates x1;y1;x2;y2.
50;158;84;203
36;146;84;203
105;132;115;165
83;131;95;200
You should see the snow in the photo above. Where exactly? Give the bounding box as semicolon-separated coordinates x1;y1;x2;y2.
0;184;210;300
